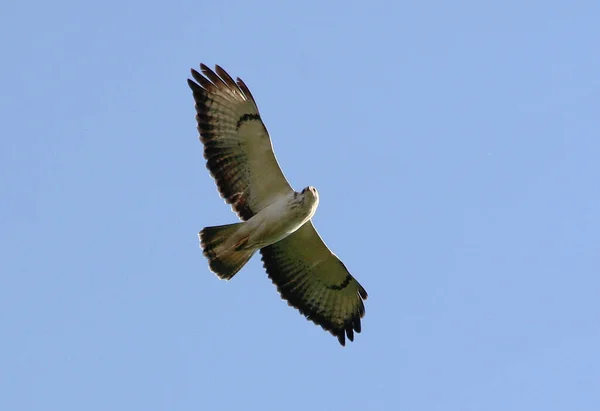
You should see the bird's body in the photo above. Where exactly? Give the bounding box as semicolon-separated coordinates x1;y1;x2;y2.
202;188;319;278
188;64;367;345
243;187;319;250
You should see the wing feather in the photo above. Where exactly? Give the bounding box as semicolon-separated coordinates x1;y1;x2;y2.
188;65;293;220
260;222;368;346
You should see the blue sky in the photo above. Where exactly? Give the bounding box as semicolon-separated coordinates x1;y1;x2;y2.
1;0;599;409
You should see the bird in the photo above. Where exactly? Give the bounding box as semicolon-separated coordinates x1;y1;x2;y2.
187;64;368;346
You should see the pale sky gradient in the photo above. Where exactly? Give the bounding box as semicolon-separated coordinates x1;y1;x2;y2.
1;1;599;410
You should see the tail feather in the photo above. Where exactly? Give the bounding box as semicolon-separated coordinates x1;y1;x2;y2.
199;223;255;280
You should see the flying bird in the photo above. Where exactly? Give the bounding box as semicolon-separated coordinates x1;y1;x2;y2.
187;64;368;345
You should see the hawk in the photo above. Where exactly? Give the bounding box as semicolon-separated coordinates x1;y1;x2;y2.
188;64;368;345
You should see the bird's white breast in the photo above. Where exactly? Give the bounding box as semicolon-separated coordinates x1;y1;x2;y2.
243;192;317;249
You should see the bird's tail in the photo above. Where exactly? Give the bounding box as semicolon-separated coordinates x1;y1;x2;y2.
199;223;255;280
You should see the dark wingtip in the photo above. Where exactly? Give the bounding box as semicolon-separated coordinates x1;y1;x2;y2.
199;63;211;73
354;316;362;334
359;285;368;300
236;77;258;105
215;64;228;77
190;68;201;81
187;78;199;91
346;325;354;342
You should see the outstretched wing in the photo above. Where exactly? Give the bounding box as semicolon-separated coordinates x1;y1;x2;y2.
260;222;368;346
188;64;293;220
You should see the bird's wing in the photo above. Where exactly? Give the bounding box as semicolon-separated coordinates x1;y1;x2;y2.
260;221;368;346
188;64;293;220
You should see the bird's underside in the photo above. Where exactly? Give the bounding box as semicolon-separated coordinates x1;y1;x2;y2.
188;63;368;346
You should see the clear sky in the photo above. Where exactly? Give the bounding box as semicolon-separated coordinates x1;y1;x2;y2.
1;0;599;410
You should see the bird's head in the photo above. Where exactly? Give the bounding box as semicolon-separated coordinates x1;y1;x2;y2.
301;186;319;208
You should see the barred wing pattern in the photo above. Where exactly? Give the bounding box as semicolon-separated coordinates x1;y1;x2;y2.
187;64;293;220
261;222;368;346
